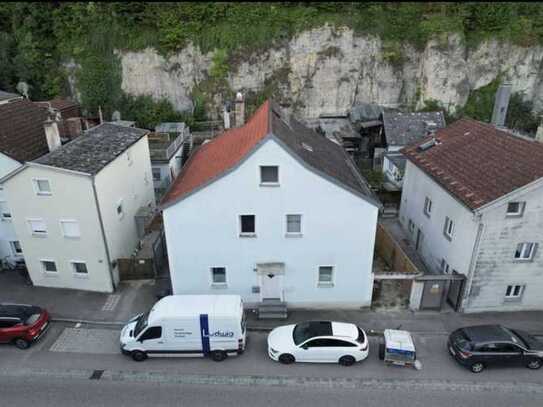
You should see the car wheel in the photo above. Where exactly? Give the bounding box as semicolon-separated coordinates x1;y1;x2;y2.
470;362;484;373
131;350;147;362
278;354;295;364
210;350;227;362
527;359;542;370
339;355;356;366
14;338;30;350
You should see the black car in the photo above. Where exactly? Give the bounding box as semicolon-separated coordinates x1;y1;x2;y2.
448;325;543;373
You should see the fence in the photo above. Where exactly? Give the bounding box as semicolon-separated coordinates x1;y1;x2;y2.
374;223;419;274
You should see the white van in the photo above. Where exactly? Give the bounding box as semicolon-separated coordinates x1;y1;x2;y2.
120;295;247;362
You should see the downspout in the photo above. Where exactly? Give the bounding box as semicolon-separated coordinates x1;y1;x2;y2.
92;177;115;292
461;215;485;312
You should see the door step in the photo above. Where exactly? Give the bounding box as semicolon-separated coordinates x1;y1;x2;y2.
258;299;288;320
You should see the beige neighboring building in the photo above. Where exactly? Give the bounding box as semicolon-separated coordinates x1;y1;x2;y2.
2;123;155;292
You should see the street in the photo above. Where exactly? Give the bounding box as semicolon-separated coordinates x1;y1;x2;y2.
1;322;542;406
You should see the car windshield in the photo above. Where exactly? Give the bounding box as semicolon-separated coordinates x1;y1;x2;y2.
133;312;149;338
293;321;332;345
508;329;540;350
356;327;366;344
452;329;472;351
25;313;41;325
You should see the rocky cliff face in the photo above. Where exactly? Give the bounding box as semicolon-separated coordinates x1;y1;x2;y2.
120;26;543;118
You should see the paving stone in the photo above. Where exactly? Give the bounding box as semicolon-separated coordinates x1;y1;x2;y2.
49;328;120;354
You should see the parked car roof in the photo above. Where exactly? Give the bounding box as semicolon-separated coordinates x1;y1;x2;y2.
461;325;514;343
0;304;42;320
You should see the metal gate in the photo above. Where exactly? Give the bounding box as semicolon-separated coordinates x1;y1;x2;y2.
420;279;447;310
446;272;466;311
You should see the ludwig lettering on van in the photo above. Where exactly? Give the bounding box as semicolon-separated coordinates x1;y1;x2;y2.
206;330;234;338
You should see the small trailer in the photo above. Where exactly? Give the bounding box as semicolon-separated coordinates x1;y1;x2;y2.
379;329;422;370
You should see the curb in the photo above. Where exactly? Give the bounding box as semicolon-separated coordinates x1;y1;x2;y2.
51;317;125;326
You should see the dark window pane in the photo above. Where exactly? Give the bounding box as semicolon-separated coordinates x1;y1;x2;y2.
260;166;278;183
240;215;255;233
212;267;226;283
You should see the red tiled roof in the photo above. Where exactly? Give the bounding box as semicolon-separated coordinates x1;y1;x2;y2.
161;100;270;205
0;99;50;162
401;119;543;210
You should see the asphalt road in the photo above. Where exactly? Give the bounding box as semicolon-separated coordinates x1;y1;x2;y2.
1;322;542;406
1;375;542;407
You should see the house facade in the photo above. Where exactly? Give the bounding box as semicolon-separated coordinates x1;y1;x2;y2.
161;101;381;309
2;124;155;292
400;119;543;312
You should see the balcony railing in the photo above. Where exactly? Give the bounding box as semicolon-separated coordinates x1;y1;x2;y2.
149;132;189;161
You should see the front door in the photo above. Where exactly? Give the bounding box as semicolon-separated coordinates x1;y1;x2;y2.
261;273;283;301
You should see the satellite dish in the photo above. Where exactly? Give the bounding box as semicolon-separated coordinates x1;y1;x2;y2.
112;110;121;121
16;82;30;98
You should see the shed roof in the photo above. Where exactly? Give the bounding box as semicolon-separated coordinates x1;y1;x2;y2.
34;123;148;175
401;119;543;210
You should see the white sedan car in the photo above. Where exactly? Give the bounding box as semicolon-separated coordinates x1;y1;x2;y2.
267;320;369;366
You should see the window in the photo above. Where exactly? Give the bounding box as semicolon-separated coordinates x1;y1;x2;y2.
440;258;450;274
318;266;334;286
408;219;415;234
72;262;88;275
443;217;454;240
211;267;227;286
0;202;11;220
260;166;279;184
240;215;255;235
60;220;80;238
33;179;51;195
139;326;162;341
117;200;124;219
152;168;161;182
27;219;47;236
286;214;302;235
514;242;536;261
41;260;57;273
10;241;22;255
505;284;525;300
506;202;525;217
423;197;432;217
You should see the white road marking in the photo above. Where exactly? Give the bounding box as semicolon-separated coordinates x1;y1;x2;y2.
102;294;121;311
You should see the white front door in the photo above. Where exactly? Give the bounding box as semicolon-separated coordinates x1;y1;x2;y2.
260;273;283;300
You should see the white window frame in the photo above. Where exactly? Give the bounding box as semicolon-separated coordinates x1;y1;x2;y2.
239;214;256;237
259;165;279;186
40;259;58;275
210;267;227;287
32;178;52;196
285;214;302;237
10;241;22;256
443;216;454;240
317;265;335;287
59;219;81;239
117;199;124;220
423;197;432;217
27;218;47;237
514;242;536;261
71;260;88;278
506;201;525;217
504;284;525;301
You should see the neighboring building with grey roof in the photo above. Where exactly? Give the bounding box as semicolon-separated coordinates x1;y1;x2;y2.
0;90;22;104
2;123;155;292
382;111;445;150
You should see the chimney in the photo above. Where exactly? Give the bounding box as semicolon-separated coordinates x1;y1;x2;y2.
223;102;231;129
43;119;61;152
234;92;245;127
491;83;512;127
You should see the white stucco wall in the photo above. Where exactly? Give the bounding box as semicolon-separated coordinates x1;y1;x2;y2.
0;153;23;262
463;182;543;312
94;136;156;268
163;138;379;309
3;165;113;292
399;161;479;275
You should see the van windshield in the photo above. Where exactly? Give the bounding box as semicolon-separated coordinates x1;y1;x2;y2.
133;312;149;338
241;311;247;334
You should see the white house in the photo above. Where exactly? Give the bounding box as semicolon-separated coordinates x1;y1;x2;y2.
150;122;192;200
399;119;543;312
0;94;60;266
161;100;381;313
2;123;155;292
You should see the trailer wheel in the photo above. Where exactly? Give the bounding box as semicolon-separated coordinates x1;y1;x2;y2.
378;340;385;360
210;350;227;362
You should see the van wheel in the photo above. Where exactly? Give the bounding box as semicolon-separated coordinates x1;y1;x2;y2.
470;362;484;373
278;354;295;364
527;359;542;370
14;338;30;350
378;340;385;360
339;355;356;366
210;350;227;362
131;350;147;362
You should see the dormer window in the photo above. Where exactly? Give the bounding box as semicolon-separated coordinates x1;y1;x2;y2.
260;166;279;185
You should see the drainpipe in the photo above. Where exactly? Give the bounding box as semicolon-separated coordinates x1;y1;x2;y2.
91;178;115;292
461;216;485;312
